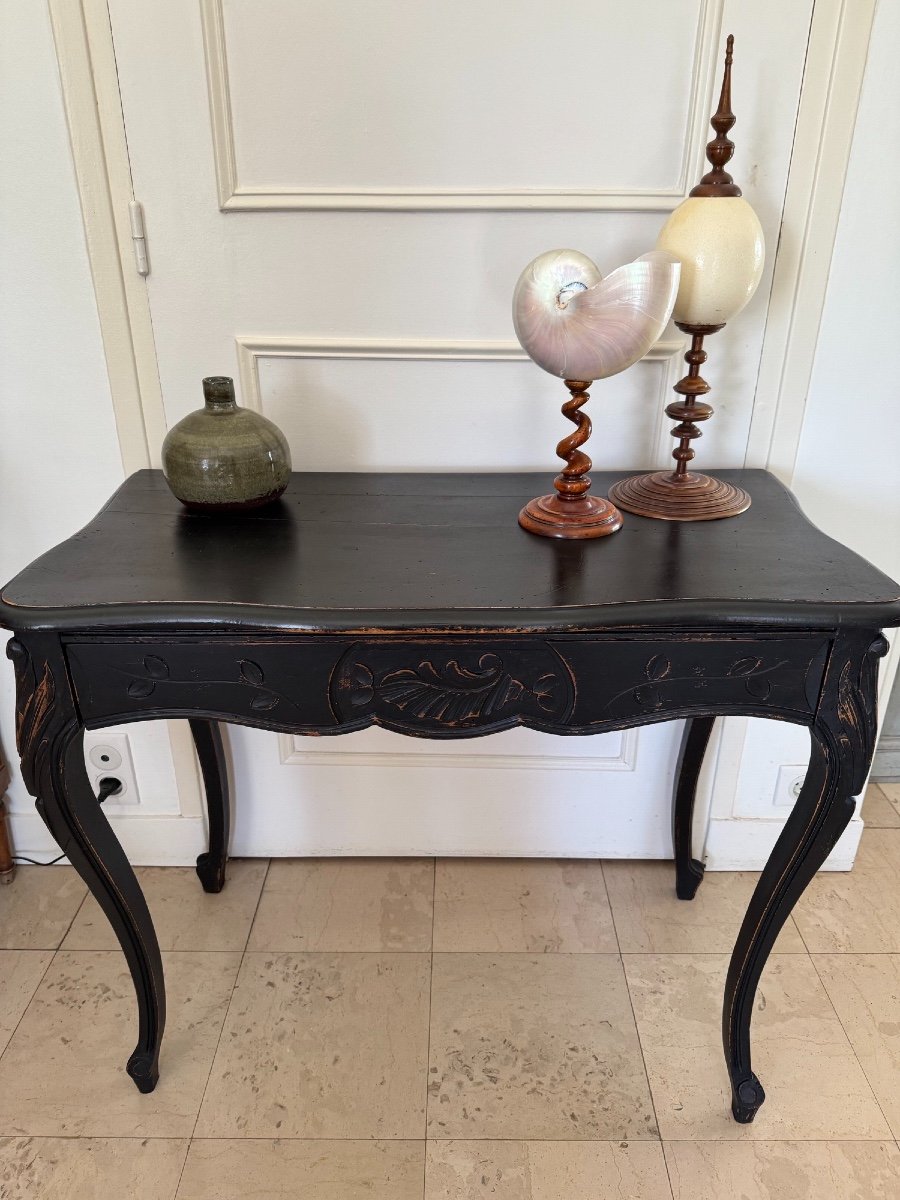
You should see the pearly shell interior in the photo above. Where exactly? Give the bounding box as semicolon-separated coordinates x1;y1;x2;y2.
512;248;680;380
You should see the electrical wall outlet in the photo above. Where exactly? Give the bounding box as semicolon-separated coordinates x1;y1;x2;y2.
773;764;808;809
83;732;140;806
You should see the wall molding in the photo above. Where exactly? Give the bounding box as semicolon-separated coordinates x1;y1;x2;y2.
278;729;638;773
50;0;205;825
235;334;684;417
49;0;166;473
201;0;724;212
745;0;876;480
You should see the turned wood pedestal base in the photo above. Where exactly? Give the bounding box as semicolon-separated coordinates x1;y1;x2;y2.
609;470;751;522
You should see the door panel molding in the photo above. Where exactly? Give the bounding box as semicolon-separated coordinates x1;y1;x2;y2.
278;728;639;772
744;0;876;481
234;334;685;473
234;333;683;405
50;0;204;824
201;0;725;211
49;0;165;473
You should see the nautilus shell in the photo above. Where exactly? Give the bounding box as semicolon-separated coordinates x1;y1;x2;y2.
512;249;681;380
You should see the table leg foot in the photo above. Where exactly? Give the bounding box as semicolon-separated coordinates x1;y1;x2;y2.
127;1050;160;1094
676;857;705;900
195;850;226;894
189;720;230;893
730;1072;765;1123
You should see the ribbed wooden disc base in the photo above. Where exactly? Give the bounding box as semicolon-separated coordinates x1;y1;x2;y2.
518;493;624;539
608;471;751;522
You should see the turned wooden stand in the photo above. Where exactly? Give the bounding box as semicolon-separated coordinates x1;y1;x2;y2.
609;325;751;520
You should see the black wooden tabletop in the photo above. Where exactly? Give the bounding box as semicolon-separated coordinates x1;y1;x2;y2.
2;470;898;633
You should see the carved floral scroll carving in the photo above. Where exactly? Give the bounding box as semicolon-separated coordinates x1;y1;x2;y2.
117;653;287;712
7;639;62;797
331;645;575;729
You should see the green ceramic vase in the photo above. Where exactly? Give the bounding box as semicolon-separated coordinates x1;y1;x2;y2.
162;377;292;511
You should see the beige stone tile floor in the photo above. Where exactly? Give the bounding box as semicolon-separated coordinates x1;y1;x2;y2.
2;785;900;1197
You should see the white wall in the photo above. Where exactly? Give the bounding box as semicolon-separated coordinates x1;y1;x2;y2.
0;2;178;858
793;0;900;575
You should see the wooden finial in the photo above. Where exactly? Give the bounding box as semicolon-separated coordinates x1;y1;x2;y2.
691;34;742;197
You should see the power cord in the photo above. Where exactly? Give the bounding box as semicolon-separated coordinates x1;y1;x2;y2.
11;776;123;867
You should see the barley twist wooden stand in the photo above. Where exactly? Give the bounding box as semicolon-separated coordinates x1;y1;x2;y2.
518;381;623;539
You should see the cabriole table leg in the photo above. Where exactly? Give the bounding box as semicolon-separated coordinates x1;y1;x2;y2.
7;635;166;1093
722;633;886;1122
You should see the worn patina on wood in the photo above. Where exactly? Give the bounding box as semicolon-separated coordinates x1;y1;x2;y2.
2;468;898;1122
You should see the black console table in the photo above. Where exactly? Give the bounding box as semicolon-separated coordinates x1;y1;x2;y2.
2;469;898;1124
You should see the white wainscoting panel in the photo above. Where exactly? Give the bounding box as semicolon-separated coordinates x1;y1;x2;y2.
202;0;724;210
236;335;682;471
279;726;638;772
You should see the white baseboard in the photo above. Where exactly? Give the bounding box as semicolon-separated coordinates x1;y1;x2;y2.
8;812;206;867
7;809;864;872
704;815;863;872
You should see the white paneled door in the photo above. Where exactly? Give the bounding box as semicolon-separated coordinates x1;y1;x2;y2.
100;0;813;857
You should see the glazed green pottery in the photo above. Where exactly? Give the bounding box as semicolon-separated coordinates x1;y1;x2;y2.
162;377;292;511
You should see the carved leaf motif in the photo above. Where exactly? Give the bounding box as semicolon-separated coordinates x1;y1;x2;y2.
633;684;662;709
728;657;763;677
836;638;887;794
378;654;520;723
347;663;375;708
143;655;169;679
533;672;561;713
127;678;155;698
16;660;55;761
8;644;62;798
250;692;278;711
239;660;265;686
745;676;772;700
645;655;672;682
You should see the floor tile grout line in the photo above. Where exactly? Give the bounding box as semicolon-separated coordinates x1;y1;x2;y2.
241;859;272;958
661;1141;679;1200
168;1139;192;1200
422;857;437;1198
807;950;898;1141
33;946;898;956
173;856;272;1196
21;945;880;956
57;881;92;951
600;860;670;1181
601;859;627;958
7;1133;900;1143
0;947;58;1073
